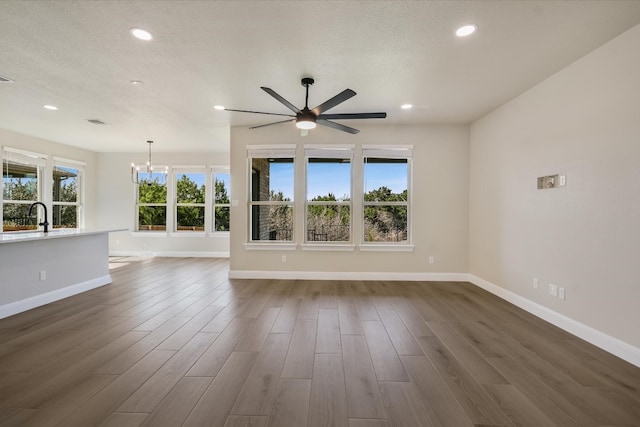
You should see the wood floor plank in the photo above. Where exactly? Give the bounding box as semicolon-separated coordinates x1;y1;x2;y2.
483;384;556;427
379;381;435;427
427;320;508;385
224;415;268;427
281;319;317;379
156;305;225;350
348;419;391;427
400;356;474;427
232;333;292;416
118;332;218;412
58;349;175;426
266;379;311;427
270;298;301;334
338;299;363;335
183;351;258;427
377;309;422;356
139;376;212;427
361;320;408;382
186;317;254;376
415;335;510;425
308;354;349;427
98;412;148;427
341;335;387;419
316;308;341;354
235;307;280;352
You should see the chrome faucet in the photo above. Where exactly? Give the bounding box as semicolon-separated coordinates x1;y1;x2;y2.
28;202;49;233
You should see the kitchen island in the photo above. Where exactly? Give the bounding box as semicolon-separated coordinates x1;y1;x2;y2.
0;228;125;319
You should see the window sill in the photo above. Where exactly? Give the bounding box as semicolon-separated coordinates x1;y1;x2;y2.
301;244;356;252
359;244;415;252
207;232;231;238
244;243;297;251
131;231;168;238
169;232;206;238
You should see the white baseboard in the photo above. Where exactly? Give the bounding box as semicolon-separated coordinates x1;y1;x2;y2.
0;275;112;320
109;251;229;258
468;274;640;368
228;270;468;282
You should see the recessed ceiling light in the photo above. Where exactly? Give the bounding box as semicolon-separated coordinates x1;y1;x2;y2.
44;105;58;110
456;24;477;37
401;104;413;110
130;80;144;85
130;28;153;41
213;105;226;110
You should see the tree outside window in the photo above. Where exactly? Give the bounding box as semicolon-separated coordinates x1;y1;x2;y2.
363;157;409;243
2;157;42;232
137;171;167;231
175;172;206;231
214;170;230;232
305;157;352;242
52;163;82;228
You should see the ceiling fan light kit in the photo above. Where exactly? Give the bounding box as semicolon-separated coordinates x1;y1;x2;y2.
221;77;387;134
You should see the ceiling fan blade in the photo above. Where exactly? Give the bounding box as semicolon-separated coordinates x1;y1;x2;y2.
317;119;360;134
249;119;295;129
261;87;300;113
318;112;387;120
312;89;356;115
223;108;294;117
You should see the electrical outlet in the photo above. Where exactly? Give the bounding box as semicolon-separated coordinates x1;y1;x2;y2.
559;287;566;300
549;284;558;297
39;271;46;281
428;256;434;264
559;175;566;186
281;255;287;263
533;278;539;289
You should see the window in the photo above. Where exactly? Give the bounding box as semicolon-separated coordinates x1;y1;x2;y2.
362;147;412;243
136;169;168;231
248;146;295;242
305;146;353;243
174;170;206;232
52;157;84;229
213;168;230;232
2;148;46;232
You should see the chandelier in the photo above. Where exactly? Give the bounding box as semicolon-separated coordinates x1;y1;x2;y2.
131;140;168;184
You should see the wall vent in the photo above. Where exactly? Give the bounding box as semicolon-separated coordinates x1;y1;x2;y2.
87;119;107;125
0;75;15;83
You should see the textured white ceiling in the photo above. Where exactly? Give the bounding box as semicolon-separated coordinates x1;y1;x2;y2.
1;1;640;153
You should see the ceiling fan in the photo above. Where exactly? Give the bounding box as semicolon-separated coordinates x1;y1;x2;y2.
221;77;386;134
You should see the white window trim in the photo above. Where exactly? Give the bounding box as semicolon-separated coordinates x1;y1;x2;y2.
173;167;207;233
211;167;231;234
134;166;170;232
362;146;413;246
52;157;85;229
248;146;296;243
304;145;354;244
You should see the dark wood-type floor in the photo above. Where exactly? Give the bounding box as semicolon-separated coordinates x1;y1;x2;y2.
1;257;639;426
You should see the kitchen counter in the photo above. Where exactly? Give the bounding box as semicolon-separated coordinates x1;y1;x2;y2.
0;228;126;319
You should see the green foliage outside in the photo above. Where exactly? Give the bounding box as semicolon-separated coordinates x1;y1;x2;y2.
137;175;231;231
307;192;350;241
53;178;78;228
2;177;38;231
215;178;230;231
363;186;408;242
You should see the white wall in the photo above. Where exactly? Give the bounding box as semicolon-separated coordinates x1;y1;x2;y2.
97;151;230;257
229;124;469;277
469;24;640;350
0;128;99;227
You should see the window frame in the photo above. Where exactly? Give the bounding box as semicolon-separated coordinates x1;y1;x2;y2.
361;146;413;248
247;145;296;246
303;145;354;247
134;165;170;233
52;157;85;229
173;166;207;233
2;147;46;232
212;167;231;233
